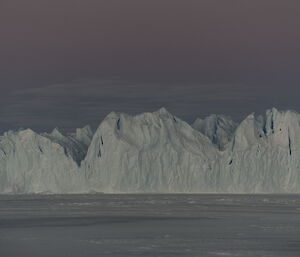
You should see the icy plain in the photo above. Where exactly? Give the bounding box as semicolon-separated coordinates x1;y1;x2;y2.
0;194;300;257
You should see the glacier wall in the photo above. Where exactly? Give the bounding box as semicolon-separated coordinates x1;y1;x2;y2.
1;107;300;194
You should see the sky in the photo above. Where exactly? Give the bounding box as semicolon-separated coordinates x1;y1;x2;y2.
1;0;300;132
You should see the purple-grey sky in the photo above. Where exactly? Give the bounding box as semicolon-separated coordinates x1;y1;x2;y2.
1;0;300;132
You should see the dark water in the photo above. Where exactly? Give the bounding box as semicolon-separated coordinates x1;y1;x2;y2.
0;194;300;257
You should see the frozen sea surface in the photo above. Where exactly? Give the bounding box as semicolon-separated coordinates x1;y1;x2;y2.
0;194;300;257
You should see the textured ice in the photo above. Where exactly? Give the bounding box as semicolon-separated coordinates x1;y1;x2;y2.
192;114;237;150
1;107;300;193
0;128;90;193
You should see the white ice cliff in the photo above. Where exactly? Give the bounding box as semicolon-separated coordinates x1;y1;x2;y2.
1;107;300;193
0;127;91;193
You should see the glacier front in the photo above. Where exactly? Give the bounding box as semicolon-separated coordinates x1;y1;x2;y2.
1;107;300;194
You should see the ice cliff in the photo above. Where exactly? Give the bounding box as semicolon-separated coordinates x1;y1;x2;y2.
1;107;300;193
0;127;92;193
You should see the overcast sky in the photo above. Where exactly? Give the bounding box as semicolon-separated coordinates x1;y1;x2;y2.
1;0;300;132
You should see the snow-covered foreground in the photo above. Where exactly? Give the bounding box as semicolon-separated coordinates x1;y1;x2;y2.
2;107;300;193
0;194;299;257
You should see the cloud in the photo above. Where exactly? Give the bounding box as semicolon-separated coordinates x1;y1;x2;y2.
0;79;258;132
